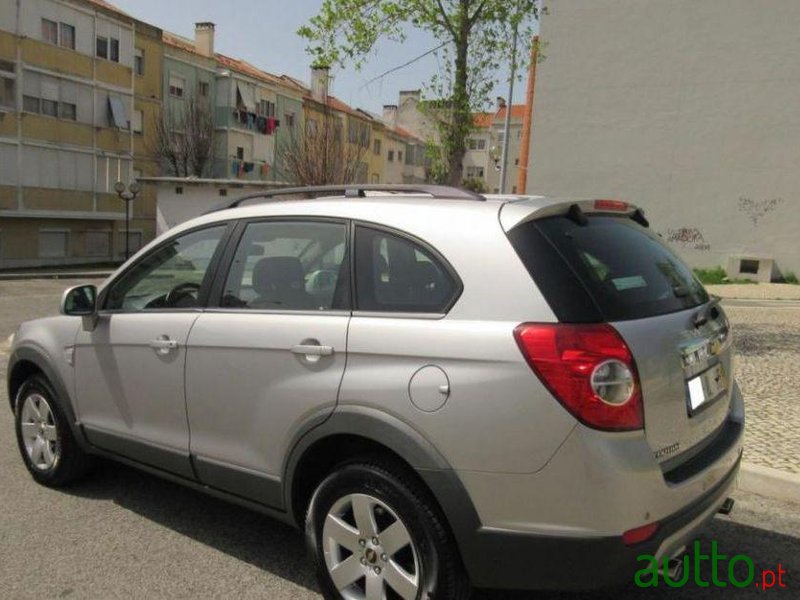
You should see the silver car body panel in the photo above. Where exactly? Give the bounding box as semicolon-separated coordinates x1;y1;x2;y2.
184;310;349;478
73;312;200;454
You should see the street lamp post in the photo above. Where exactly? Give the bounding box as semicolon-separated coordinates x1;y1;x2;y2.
499;24;519;194
114;180;140;260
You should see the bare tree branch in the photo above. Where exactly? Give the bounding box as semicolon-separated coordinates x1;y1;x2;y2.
276;109;368;186
150;94;214;177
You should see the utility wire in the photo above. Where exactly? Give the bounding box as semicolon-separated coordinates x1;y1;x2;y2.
359;42;449;89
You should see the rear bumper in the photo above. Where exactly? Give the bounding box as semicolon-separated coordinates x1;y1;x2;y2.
462;455;741;590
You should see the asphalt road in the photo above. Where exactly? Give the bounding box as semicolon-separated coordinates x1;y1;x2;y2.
1;280;798;599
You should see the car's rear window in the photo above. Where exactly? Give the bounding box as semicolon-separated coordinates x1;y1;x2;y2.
509;214;709;322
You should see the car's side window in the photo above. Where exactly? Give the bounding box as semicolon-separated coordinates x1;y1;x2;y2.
354;226;458;313
221;220;349;311
105;225;226;311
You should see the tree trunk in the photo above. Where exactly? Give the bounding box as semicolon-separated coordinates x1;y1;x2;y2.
447;4;471;187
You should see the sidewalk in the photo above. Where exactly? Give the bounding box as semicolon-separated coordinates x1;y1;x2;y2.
707;282;800;300
716;293;800;502
0;268;114;281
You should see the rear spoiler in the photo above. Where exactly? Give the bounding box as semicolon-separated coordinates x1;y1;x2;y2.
500;198;648;231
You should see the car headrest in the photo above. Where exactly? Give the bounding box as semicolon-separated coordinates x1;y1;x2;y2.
252;256;305;295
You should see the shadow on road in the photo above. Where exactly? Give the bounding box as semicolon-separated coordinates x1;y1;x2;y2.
62;459;319;594
60;460;797;599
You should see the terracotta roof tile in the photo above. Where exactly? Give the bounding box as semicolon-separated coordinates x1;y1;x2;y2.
473;104;527;127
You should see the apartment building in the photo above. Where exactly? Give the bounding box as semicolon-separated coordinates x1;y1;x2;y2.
468;103;526;193
0;0;147;268
161;23;305;184
302;66;372;184
130;18;162;255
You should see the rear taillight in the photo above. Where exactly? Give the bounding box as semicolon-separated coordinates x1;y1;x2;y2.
514;323;644;431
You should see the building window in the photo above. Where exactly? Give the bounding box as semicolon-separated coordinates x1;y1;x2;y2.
0;76;13;109
478;139;486;150
467;138;477;150
387;150;394;162
514;158;519;166
285;111;295;127
23;95;39;113
42;19;59;45
348;120;370;147
39;230;69;258
198;81;209;97
257;99;275;117
60;23;75;50
42;99;58;117
110;38;120;63
397;151;403;162
132;109;143;133
373;139;381;155
96;37;108;59
60;102;77;120
134;48;144;75
236;147;244;160
169;75;185;98
107;95;129;129
465;166;485;178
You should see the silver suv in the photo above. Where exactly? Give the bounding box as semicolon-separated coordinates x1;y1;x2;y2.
8;185;744;599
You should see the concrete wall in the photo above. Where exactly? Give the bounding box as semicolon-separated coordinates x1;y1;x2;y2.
528;0;800;278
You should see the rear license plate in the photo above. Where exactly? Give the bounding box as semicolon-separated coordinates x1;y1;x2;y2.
687;362;727;415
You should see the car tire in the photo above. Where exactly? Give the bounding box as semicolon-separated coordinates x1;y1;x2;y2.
306;459;471;600
14;374;93;487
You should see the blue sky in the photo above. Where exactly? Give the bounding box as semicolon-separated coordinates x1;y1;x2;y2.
111;0;536;113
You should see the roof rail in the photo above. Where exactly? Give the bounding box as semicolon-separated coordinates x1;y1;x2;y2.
204;184;485;214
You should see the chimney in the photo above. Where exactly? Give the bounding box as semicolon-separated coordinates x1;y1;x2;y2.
383;104;398;126
310;65;330;103
398;89;421;106
194;22;215;57
496;96;507;111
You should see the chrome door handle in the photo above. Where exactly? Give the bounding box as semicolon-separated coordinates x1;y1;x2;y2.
149;337;179;355
291;344;334;357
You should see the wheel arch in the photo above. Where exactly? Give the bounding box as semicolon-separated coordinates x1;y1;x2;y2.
7;347;88;448
283;406;483;566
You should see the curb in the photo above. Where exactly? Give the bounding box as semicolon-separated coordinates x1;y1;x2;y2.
738;462;800;504
0;271;113;281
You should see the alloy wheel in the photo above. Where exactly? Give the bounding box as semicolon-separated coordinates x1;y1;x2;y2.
322;492;420;600
20;393;60;471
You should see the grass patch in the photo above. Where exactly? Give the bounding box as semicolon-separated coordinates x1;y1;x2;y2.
783;272;799;284
693;267;727;285
693;267;757;285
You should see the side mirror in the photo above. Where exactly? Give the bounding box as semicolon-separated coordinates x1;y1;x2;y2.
61;284;97;316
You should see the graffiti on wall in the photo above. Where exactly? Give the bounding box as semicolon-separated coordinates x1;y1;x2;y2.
665;227;711;251
738;197;783;226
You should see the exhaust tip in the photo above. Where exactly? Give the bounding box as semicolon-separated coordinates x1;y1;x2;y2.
718;497;735;515
659;547;686;580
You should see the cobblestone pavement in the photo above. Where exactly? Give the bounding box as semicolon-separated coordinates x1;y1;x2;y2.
724;302;800;474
